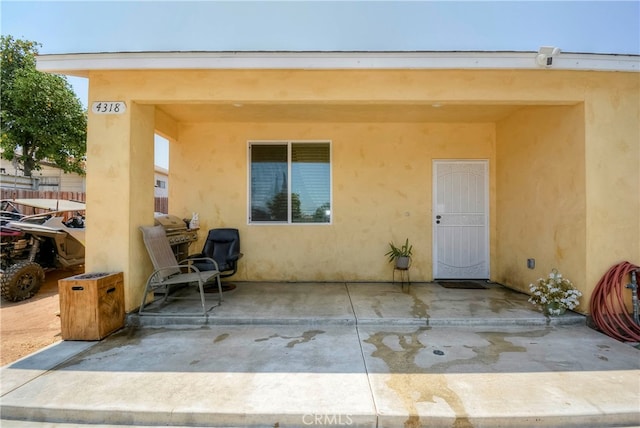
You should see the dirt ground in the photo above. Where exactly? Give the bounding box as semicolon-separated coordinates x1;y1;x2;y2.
1;269;83;366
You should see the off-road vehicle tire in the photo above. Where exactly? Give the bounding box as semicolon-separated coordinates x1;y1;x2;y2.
1;261;46;302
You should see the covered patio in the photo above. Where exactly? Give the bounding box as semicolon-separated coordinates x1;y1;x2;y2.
35;51;640;318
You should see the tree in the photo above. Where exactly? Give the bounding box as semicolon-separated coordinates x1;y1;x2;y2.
1;36;86;176
313;202;331;223
266;191;302;222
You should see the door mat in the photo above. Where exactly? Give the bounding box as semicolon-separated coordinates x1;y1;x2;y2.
438;281;487;289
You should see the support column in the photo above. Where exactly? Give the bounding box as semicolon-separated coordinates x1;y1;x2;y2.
85;101;156;312
584;88;640;299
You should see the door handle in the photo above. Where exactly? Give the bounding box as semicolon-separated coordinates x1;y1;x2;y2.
436;214;441;224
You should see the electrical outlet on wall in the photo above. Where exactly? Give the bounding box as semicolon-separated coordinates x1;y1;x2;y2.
527;258;535;269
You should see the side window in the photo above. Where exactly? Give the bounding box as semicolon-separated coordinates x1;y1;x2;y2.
249;141;331;224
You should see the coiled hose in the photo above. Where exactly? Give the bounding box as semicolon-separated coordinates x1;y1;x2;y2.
590;261;640;342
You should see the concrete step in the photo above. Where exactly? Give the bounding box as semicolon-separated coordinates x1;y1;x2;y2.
127;312;586;327
126;281;587;328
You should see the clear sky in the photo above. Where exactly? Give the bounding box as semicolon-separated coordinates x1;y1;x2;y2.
2;0;639;168
3;1;639;54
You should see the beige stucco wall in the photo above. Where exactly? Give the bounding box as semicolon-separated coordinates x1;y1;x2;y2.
85;101;156;309
496;105;587;309
86;69;607;110
583;73;640;305
495;72;640;314
171;121;495;282
82;68;639;313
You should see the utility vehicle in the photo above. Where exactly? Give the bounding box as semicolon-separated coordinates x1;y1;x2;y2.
1;199;85;301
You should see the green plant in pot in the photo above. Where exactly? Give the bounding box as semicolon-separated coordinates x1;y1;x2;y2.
385;238;413;269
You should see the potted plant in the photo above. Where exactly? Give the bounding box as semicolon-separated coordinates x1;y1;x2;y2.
528;268;582;316
385;238;413;269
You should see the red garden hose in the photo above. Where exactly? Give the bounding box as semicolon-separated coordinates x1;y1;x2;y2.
590;261;640;342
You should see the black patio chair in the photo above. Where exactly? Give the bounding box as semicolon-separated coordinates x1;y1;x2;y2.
186;228;242;279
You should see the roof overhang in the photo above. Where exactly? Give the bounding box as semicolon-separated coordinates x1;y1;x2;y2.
37;51;639;77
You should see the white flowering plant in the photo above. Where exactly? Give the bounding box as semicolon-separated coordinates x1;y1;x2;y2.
528;268;582;315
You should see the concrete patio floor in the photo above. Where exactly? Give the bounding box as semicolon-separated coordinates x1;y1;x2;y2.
1;281;639;427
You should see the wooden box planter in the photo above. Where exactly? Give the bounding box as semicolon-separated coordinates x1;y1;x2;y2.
58;272;124;340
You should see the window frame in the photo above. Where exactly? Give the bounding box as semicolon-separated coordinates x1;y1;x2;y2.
247;140;332;225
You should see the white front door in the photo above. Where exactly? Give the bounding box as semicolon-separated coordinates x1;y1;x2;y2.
433;160;489;279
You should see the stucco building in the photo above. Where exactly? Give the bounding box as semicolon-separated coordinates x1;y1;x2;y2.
0;158;86;193
37;50;639;314
154;165;168;198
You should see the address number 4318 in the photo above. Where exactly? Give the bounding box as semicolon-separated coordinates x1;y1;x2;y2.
91;101;126;115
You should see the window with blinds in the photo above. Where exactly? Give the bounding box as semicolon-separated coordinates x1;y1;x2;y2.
250;141;331;224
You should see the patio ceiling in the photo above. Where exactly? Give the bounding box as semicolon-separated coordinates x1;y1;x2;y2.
154;102;530;123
